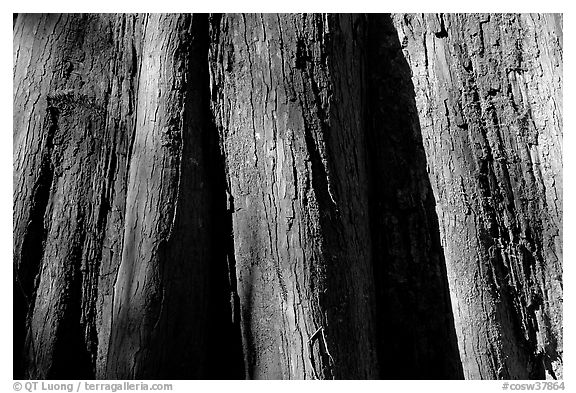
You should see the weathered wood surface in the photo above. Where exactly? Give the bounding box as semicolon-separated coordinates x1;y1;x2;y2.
210;14;378;379
13;13;562;380
392;13;562;379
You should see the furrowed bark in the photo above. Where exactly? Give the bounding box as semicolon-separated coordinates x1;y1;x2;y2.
391;13;562;379
14;13;241;380
13;14;142;379
210;13;378;379
14;12;563;381
106;14;217;379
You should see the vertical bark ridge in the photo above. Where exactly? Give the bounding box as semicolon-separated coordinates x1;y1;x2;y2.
13;14;63;378
95;13;145;378
14;14;139;379
210;13;378;379
107;13;216;378
14;13;245;380
391;13;562;379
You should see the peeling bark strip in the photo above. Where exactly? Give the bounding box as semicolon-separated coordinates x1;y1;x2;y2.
391;13;562;379
210;14;378;379
14;13;562;380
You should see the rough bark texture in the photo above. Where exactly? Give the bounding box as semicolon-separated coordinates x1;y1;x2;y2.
210;14;378;379
391;13;562;379
14;14;139;378
14;13;562;380
14;13;242;380
106;13;215;379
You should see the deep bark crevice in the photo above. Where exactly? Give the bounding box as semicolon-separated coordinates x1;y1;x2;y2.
14;104;58;379
366;14;463;379
203;13;245;380
47;214;94;379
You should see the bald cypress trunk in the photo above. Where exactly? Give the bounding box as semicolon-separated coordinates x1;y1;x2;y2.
13;13;562;380
13;14;141;378
105;13;217;379
210;13;378;379
391;13;563;379
13;13;241;380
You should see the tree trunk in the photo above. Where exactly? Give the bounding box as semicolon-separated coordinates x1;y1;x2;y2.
210;13;379;379
14;14;140;378
391;13;563;379
13;13;242;380
106;13;217;379
13;13;562;380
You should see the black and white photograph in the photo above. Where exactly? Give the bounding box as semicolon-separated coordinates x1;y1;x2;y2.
11;8;565;384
